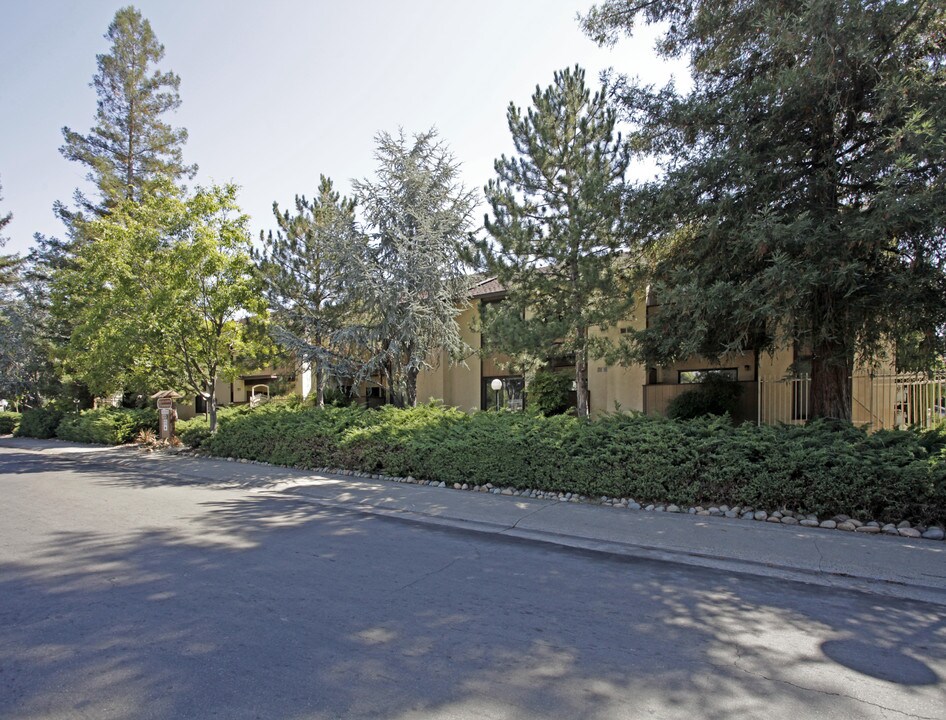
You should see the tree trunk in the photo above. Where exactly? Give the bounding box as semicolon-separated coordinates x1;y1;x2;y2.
207;378;218;433
406;366;419;407
809;341;852;421
315;362;325;408
575;330;590;419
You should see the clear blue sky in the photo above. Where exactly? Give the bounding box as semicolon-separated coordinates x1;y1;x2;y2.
0;0;686;256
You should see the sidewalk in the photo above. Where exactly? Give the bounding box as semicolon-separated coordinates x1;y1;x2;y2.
3;436;945;606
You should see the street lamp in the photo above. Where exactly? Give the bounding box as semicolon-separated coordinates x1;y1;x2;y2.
490;378;503;411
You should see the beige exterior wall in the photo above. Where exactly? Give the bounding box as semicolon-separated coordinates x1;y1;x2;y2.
586;303;647;416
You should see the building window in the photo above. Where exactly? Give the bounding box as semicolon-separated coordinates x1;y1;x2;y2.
678;368;738;384
481;376;525;411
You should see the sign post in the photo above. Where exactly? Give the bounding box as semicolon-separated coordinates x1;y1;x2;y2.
151;391;183;441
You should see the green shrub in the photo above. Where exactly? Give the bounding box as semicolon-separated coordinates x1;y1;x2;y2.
195;402;946;525
0;411;21;435
667;375;743;420
56;408;157;445
527;371;574;416
177;416;213;448
16;407;64;439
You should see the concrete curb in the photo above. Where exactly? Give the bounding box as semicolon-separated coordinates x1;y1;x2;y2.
276;490;946;608
3;440;946;607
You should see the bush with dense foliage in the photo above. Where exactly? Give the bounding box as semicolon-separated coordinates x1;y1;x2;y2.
55;408;157;445
666;375;743;420
175;403;251;448
0;411;21;435
527;371;573;415
196;402;946;525
15;407;64;439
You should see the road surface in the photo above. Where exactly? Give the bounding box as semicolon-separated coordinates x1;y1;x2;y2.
1;447;944;719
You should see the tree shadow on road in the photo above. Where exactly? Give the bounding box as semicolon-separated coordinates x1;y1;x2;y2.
1;458;944;719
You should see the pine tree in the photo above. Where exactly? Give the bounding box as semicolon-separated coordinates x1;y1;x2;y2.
60;5;195;214
0;179;20;286
350;129;477;407
474;66;632;419
583;0;946;420
255;176;361;406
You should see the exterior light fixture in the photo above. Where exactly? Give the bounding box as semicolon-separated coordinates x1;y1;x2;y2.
490;378;503;410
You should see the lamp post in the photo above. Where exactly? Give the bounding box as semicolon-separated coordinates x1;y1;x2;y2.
490;378;503;411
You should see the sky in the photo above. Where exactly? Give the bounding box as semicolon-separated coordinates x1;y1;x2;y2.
0;0;687;257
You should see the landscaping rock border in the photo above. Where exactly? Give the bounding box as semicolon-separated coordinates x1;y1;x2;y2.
212;452;946;544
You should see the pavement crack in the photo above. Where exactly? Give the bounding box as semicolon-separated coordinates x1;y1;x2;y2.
395;556;461;592
812;538;825;573
506;501;557;531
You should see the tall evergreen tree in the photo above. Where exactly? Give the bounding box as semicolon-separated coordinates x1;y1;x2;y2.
583;0;946;420
255;176;361;406
473;66;632;419
60;5;195;215
40;6;196;406
0;178;20;286
350;129;477;407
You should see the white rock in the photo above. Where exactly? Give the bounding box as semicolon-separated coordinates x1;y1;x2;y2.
899;527;921;538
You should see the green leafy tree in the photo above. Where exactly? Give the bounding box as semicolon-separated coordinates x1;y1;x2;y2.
60;5;195;215
473;66;632;419
583;0;946;420
348;129;477;407
55;184;266;431
255;176;361;406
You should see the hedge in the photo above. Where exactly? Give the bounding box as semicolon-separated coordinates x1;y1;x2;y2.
55;408;158;445
15;407;64;439
0;411;21;435
198;401;946;525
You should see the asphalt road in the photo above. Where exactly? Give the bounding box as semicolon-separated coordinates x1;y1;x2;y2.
1;448;944;720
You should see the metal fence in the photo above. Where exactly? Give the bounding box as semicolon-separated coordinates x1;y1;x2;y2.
758;372;946;430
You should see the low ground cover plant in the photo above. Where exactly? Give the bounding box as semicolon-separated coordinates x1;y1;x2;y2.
198;401;946;525
0;411;21;435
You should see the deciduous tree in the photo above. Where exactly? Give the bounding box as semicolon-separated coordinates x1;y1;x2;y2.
56;184;266;431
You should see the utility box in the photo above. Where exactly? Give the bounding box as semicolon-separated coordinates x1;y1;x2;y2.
151;390;183;440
